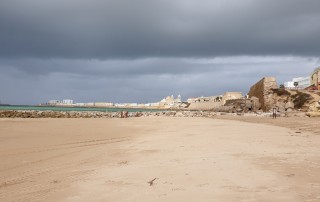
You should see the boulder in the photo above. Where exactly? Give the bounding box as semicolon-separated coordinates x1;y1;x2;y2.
286;108;294;112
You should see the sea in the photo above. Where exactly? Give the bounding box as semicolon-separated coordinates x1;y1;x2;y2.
0;105;162;112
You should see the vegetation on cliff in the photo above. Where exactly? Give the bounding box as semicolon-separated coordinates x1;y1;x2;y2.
291;92;312;109
272;88;291;96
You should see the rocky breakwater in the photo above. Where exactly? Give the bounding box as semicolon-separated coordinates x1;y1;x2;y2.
0;110;220;119
0;110;299;119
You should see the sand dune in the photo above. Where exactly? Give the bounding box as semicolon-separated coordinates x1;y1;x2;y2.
0;117;320;201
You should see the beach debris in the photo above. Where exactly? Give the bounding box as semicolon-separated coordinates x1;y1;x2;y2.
286;173;295;177
148;178;158;186
118;161;128;165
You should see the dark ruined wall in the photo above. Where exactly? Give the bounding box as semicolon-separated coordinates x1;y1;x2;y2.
248;77;278;111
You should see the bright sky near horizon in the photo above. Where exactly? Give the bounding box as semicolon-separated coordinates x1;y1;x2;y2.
0;0;319;104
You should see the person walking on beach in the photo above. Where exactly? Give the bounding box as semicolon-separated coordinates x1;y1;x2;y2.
272;106;277;119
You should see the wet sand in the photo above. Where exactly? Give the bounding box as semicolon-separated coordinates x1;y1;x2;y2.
0;117;320;201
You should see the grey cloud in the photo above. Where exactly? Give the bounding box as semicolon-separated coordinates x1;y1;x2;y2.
0;0;320;59
0;56;310;80
0;57;224;78
0;56;318;105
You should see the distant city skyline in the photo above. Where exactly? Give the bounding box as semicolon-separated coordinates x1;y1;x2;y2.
0;1;320;105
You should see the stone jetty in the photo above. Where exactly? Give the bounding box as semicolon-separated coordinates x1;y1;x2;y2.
0;110;310;118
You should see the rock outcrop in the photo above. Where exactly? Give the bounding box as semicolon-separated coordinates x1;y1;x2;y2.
306;112;320;117
248;77;278;111
219;97;262;113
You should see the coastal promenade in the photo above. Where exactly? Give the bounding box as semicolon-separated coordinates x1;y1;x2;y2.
1;117;320;201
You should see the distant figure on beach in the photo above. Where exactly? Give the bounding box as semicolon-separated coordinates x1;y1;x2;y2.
272;107;277;119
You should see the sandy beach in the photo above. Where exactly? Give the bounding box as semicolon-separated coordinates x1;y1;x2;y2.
1;117;320;202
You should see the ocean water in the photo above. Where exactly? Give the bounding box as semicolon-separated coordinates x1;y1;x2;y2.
0;105;162;112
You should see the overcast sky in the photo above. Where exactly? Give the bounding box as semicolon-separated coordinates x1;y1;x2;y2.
0;0;320;105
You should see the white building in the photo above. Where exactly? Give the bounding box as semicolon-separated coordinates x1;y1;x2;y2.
187;96;221;103
284;81;295;89
114;103;126;107
85;102;95;107
293;77;310;89
94;102;114;107
127;103;138;107
159;95;182;108
150;102;160;107
176;95;182;103
62;99;74;105
187;98;197;103
284;77;310;89
48;100;60;105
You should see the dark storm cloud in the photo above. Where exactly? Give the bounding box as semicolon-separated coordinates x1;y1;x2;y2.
1;1;320;105
0;58;210;77
1;56;314;78
1;0;320;59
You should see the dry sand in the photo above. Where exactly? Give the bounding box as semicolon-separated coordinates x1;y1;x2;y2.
214;115;320;135
0;117;320;202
